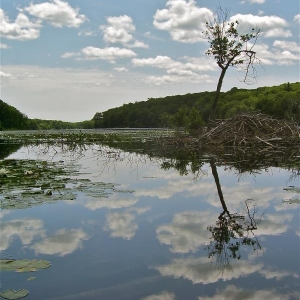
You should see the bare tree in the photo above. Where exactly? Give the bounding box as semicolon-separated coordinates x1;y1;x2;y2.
203;7;261;120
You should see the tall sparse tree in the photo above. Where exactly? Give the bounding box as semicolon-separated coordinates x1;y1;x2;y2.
203;7;261;120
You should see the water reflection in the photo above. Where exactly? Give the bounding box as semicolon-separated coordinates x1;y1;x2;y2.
32;228;89;256
157;211;212;254
83;195;138;211
141;291;175;300
0;142;22;160
0;219;45;251
206;159;262;270
155;257;263;285
0;134;299;300
105;207;150;240
199;285;297;300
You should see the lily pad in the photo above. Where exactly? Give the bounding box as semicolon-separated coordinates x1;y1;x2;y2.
283;186;300;193
63;193;77;200
29;260;51;269
0;260;30;271
0;289;29;299
0;159;134;210
282;199;300;204
0;259;51;272
113;189;135;193
27;277;36;281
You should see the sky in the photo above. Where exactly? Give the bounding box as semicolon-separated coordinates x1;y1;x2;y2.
0;0;299;121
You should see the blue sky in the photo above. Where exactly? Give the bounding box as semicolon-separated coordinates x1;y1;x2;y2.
0;0;299;121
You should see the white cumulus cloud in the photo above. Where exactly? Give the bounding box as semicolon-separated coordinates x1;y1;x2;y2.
62;46;137;63
273;40;300;53
0;9;41;41
230;14;291;37
78;29;97;37
0;43;10;49
114;67;129;72
0;71;13;78
143;74;211;86
81;46;137;63
100;15;148;48
294;14;300;23
61;51;80;58
132;55;215;73
153;0;213;43
249;42;300;66
24;0;87;28
132;55;214;85
247;0;265;3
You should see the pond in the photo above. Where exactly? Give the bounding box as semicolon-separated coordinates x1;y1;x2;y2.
0;130;299;300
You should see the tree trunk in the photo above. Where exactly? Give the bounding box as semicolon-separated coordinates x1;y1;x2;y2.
209;67;227;121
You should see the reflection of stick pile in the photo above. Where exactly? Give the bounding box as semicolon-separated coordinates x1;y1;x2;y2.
155;113;299;175
202;113;300;148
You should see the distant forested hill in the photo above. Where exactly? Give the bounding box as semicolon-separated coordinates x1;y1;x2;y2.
26;119;94;130
1;82;299;130
0;99;29;130
0;99;94;130
93;82;300;128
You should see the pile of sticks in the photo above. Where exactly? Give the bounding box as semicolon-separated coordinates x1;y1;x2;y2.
199;113;300;149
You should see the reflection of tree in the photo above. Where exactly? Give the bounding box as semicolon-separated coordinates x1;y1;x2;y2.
160;150;206;178
207;159;262;271
0;143;22;159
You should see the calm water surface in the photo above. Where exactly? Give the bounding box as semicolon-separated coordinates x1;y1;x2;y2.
0;142;299;300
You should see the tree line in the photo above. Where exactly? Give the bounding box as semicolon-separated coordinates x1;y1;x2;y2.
0;100;28;130
1;82;299;131
94;82;300;130
0;100;94;130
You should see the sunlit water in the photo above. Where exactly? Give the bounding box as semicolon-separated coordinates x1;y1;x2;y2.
0;143;299;300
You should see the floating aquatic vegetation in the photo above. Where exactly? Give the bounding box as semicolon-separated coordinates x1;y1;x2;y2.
27;277;36;281
283;186;300;193
113;189;135;193
0;289;29;300
0;168;9;177
0;258;51;299
283;187;300;204
0;259;51;272
0;129;172;147
282;199;300;204
0;159;134;210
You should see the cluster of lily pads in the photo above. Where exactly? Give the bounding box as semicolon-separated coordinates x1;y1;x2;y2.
283;186;300;204
0;258;51;273
0;159;134;210
0;129;173;147
0;259;51;299
0;158;135;299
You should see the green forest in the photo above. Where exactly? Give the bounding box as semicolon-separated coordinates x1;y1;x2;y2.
1;82;299;131
0;100;94;130
94;82;300;130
